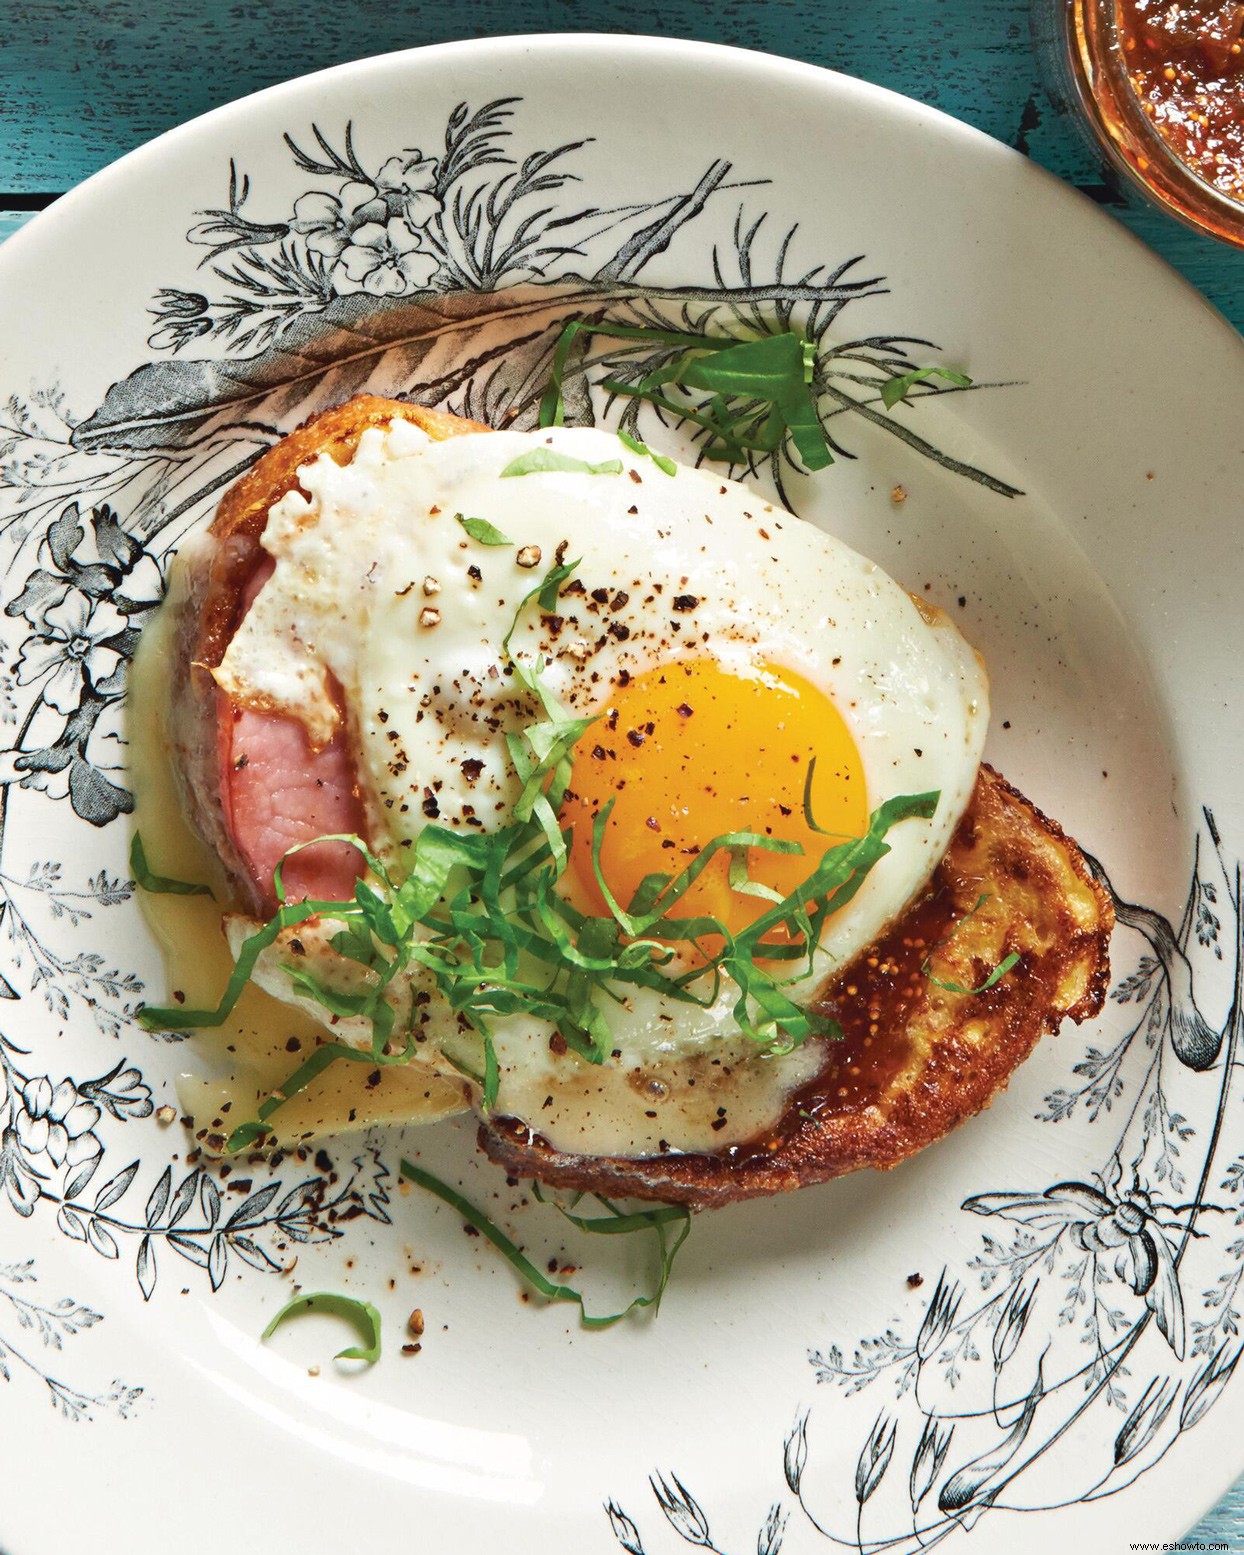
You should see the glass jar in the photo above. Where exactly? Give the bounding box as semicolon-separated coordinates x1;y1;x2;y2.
1032;0;1244;248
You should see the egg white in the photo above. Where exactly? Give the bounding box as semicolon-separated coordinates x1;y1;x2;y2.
215;419;988;1151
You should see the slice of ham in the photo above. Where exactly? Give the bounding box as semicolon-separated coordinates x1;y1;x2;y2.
216;557;365;911
219;695;366;911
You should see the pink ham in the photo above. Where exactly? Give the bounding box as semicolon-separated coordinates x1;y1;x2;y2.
219;697;366;910
216;557;365;911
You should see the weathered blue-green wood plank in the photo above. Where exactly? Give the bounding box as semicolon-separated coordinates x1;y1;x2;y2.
1191;1493;1244;1544
0;0;1045;186
0;213;36;244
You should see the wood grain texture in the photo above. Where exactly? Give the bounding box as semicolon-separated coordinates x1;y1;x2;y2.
2;0;1242;1543
0;214;34;245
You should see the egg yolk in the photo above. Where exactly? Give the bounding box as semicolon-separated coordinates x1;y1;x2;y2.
561;658;868;942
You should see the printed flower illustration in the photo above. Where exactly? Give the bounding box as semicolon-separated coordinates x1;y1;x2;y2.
374;152;442;226
0;502;161;823
14;591;128;713
13;1077;101;1169
288;156;441;273
0;1135;41;1215
0;1069;101;1216
333;217;440;297
290;179;383;259
7;502;163;632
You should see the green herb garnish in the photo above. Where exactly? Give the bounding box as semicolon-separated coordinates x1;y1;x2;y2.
402;1161;691;1328
925;952;1021;997
605;332;830;472
261;1290;382;1364
539;317;832;473
130;832;213;897
538;319;702;428
455;513;511;546
921;892;1021;995
617;429;677;477
801;756;855;842
880;366;973;411
499;449;623;479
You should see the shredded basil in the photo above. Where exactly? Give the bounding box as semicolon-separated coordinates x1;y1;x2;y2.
402;1161;691;1328
921;892;1021;994
261;1290;382;1364
880;366;973;411
540;318;970;467
499;449;623;479
924;953;1021;997
538;318;717;428
538;317;833;472
455;513;511;546
801;756;856;842
129;832;214;897
617;429;677;477
482;1032;501;1113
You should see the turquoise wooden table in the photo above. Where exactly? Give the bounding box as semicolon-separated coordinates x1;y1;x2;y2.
3;4;1241;1548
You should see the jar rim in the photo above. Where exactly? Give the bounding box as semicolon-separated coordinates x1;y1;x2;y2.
1049;0;1244;247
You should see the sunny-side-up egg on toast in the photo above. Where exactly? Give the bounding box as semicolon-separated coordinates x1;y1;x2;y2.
137;396;1113;1207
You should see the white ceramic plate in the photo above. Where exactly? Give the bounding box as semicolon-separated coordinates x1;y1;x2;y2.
1;35;1242;1555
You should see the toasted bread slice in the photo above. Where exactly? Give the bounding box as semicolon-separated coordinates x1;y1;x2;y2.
480;764;1112;1205
167;395;1113;1202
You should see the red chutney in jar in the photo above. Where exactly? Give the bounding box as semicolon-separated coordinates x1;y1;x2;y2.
1118;1;1244;201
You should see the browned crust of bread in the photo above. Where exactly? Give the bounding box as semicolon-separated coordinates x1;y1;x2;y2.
191;396;487;675
166;395;487;909
479;763;1114;1207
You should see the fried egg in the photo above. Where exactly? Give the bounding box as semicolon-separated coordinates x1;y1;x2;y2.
215;419;988;1152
